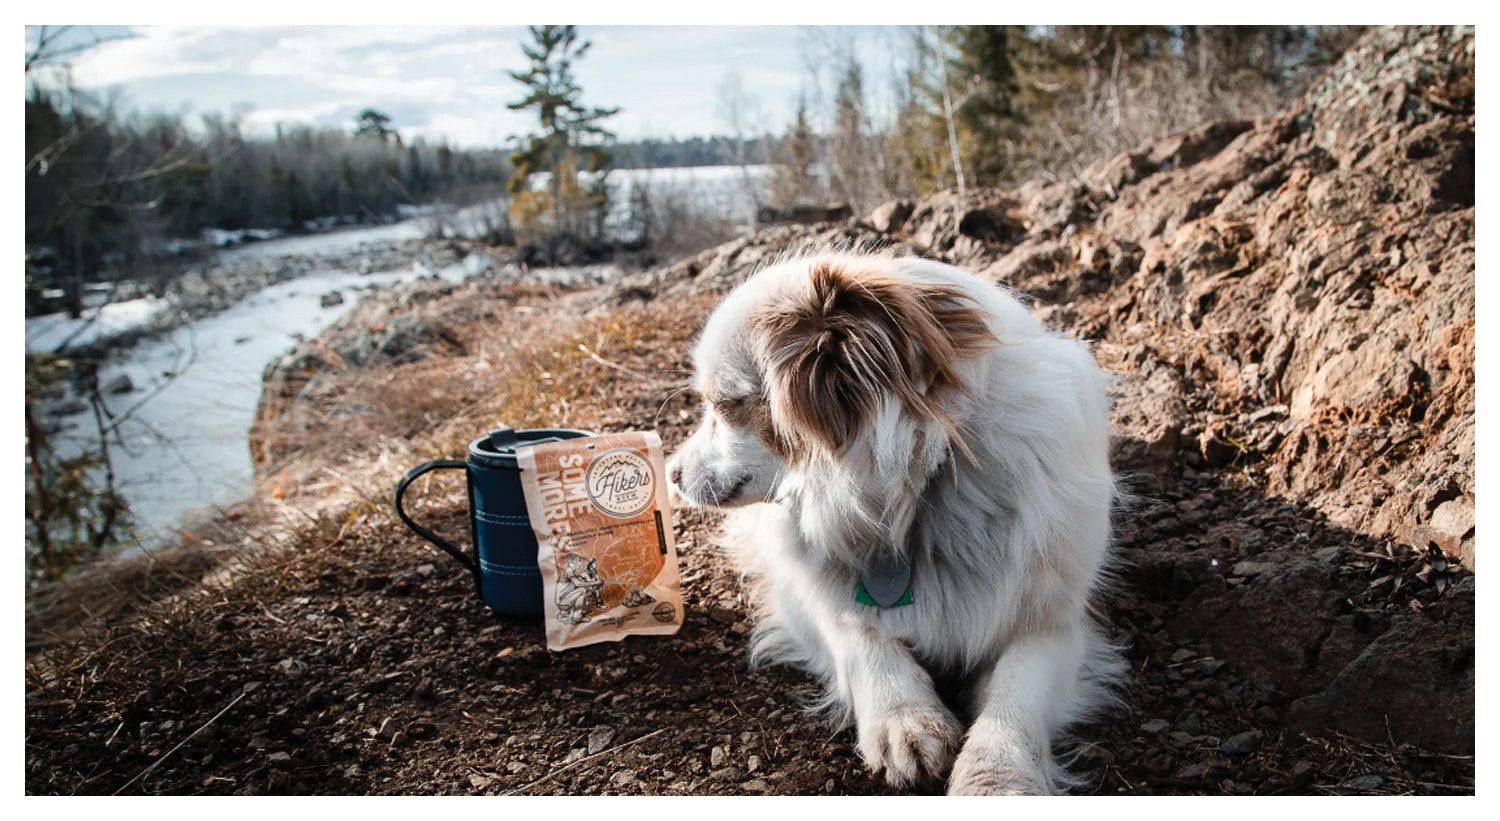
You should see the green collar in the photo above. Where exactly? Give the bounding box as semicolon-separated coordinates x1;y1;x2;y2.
855;553;914;608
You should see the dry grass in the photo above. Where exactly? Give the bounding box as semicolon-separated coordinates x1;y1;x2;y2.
25;279;718;657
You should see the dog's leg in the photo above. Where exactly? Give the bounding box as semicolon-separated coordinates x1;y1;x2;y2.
822;614;964;788
946;626;1087;795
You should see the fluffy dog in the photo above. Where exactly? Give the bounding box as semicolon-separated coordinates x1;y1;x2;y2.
667;249;1123;795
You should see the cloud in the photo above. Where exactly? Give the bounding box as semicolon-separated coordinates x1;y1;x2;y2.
47;24;914;147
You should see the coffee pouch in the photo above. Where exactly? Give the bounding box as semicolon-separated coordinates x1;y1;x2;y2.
517;431;683;651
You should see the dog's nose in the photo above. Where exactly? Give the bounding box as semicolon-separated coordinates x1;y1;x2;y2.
668;464;683;487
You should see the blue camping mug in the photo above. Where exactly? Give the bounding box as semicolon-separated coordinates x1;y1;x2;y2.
394;426;592;618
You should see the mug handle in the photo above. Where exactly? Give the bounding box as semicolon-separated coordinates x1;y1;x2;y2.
394;459;477;574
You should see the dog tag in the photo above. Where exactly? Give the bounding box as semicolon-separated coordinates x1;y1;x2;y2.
855;552;914;608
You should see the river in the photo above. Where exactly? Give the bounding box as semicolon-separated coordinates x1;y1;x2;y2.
26;165;769;556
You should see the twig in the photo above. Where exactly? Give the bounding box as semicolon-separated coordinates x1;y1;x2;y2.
257;601;288;625
1410;781;1473;792
577;343;656;383
111;691;246;795
501;728;665;796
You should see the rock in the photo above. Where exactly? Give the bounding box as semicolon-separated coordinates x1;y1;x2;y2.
1109;362;1188;493
710;745;726;767
1429;498;1475;543
320;290;344;308
1198;429;1237;468
865;199;914;233
708;607;738;626
1287;577;1474;754
1138;719;1170;735
103;374;134;394
1338;775;1385;793
275;658;308;680
46;399;88;416
587;727;616;755
609;769;637;789
756;202;853;225
1219;731;1263;757
1230;561;1273;577
267;751;293;767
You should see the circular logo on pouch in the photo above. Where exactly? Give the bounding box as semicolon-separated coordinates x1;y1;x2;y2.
653;602;677;623
585;447;656;518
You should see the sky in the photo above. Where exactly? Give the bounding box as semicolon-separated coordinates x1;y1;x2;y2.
24;23;922;149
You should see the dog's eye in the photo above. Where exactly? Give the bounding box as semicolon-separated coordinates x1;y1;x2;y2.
713;395;756;426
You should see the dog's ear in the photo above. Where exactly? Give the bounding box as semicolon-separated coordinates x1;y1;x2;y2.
754;259;995;457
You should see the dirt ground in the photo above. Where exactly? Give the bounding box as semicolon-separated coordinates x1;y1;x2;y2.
23;276;1474;796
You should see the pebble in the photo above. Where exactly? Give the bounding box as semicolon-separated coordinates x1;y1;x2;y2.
1232;560;1274;576
1193;658;1227;675
1340;774;1385;792
268;751;293;767
1139;718;1171;735
1174;763;1206;779
587;727;616;755
708;607;739;625
1220;730;1264;757
609;769;638;789
1165;731;1196;748
710;745;727;767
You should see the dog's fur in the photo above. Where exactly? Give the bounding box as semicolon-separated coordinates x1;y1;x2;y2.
666;250;1123;795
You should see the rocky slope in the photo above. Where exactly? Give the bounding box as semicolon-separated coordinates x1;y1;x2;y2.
596;22;1476;757
25;26;1473;795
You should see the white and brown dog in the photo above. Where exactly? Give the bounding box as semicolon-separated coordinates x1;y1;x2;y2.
667;249;1123;795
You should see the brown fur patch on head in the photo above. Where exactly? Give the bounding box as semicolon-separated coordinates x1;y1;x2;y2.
709;391;789;460
752;258;997;459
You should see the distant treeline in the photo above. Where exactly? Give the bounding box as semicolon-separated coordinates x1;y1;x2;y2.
23;81;788;314
610;135;784;169
26;86;520;312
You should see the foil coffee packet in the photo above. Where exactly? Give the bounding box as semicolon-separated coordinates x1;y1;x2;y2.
517;430;683;651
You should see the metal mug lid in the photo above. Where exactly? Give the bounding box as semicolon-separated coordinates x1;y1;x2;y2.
467;426;593;470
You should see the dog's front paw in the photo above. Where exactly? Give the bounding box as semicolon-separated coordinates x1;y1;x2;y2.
857;704;963;788
946;751;1047;795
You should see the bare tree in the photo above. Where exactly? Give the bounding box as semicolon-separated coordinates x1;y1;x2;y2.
715;71;771;221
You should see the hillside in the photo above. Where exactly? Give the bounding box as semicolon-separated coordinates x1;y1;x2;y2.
24;26;1473;796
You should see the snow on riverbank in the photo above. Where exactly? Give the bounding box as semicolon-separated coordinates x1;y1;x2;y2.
34;258;477;552
25;296;174;355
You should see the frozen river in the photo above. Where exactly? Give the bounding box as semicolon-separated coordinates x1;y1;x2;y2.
28;252;477;553
25;165;768;556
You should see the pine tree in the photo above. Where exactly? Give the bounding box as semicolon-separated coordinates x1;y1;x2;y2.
948;26;1021;187
354;108;396;143
506;25;619;243
769;96;818;208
